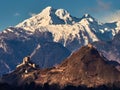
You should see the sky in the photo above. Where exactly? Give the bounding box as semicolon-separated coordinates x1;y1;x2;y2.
0;0;120;31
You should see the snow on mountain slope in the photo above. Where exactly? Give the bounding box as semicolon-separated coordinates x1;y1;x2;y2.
55;8;80;24
116;21;120;32
16;6;64;31
16;6;120;51
17;6;79;31
16;6;80;31
0;27;33;40
16;7;80;31
0;39;8;52
32;14;114;50
40;24;99;50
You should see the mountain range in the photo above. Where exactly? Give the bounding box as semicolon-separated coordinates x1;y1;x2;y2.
1;45;120;89
16;6;120;51
0;6;120;76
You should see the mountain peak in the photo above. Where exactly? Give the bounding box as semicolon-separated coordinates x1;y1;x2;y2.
83;14;92;18
16;6;66;30
55;8;79;24
41;6;55;15
80;14;96;23
56;9;69;15
44;6;52;11
16;7;81;30
55;8;70;19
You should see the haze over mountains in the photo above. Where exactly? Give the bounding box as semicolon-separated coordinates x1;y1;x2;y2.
0;6;120;76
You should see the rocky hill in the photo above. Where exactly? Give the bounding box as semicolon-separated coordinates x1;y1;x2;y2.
35;44;120;87
1;45;120;89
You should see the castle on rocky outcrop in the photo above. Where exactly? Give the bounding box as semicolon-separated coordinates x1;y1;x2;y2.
16;56;38;69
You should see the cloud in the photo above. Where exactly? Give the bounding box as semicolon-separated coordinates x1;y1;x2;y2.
29;12;37;17
97;0;111;10
88;0;112;13
14;13;20;16
102;10;120;22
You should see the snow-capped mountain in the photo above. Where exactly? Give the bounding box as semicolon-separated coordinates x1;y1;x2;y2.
16;6;79;31
0;6;120;75
16;6;64;30
16;6;120;51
